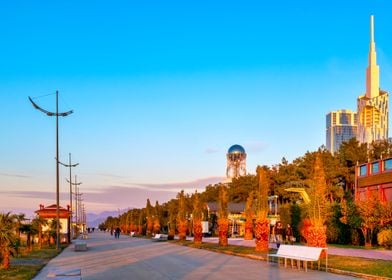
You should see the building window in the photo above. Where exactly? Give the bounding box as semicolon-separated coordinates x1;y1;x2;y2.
384;159;392;171
372;162;380;174
360;165;367;176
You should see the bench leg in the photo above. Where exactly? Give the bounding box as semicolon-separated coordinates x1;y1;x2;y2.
284;258;287;268
305;261;308;272
326;253;328;272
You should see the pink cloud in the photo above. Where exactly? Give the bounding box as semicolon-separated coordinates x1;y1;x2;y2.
0;176;225;214
129;176;224;191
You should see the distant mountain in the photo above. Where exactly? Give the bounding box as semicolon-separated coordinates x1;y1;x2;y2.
86;209;128;228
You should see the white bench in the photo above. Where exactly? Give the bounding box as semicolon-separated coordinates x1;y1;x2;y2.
47;268;81;279
268;244;328;272
151;234;168;241
74;240;87;251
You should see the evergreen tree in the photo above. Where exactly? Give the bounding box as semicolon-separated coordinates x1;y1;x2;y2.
254;166;270;252
177;190;187;240
218;185;229;246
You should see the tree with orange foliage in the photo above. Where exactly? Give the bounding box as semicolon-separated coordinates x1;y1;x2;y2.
145;199;153;237
218;184;229;246
177;190;187;240
137;210;144;235
254;166;270;252
304;153;327;250
244;191;254;240
357;192;383;247
153;201;161;234
193;192;203;245
166;199;177;240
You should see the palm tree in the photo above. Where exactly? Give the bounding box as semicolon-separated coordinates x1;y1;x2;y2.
0;212;18;269
32;216;48;249
47;219;61;246
14;213;26;239
19;224;35;252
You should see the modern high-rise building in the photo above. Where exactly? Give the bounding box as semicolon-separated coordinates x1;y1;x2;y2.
326;109;358;154
357;15;389;144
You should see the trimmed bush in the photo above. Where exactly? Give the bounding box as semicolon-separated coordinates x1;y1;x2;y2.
377;228;392;249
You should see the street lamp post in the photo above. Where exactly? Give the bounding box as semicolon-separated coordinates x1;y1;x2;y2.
67;175;82;237
74;181;83;235
59;153;79;242
29;91;73;251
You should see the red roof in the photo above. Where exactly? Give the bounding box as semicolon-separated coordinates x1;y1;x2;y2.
35;204;71;219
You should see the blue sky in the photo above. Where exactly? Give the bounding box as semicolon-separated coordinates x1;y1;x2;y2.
1;1;392;216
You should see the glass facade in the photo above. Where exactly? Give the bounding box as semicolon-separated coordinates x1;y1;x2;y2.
360;165;367;176
326;110;357;154
385;159;392;170
332;126;357;154
371;162;380;173
340;113;350;124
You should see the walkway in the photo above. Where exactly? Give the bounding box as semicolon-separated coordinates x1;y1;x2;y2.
34;232;356;280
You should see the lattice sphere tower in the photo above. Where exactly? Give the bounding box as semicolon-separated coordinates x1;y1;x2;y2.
226;144;247;179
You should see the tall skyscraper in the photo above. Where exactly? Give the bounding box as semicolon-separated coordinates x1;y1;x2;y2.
357;15;389;144
326;110;357;154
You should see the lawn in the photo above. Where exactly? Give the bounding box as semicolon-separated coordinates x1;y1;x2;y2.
327;255;392;278
174;240;392;278
0;245;65;280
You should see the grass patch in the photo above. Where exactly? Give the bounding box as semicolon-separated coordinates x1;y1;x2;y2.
327;255;392;278
173;240;392;278
0;245;66;280
328;243;381;250
186;241;263;255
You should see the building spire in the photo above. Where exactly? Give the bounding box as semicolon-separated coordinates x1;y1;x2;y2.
366;15;380;98
370;15;374;43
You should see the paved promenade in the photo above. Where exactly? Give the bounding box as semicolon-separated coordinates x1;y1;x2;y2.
34;232;357;280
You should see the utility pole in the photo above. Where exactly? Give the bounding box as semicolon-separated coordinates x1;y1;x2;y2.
29;91;73;251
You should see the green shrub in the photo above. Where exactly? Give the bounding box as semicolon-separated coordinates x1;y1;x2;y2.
377;228;392;249
327;223;339;243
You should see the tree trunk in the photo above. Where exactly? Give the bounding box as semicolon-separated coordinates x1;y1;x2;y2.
193;219;203;245
153;218;160;234
39;228;42;249
2;251;10;269
146;220;153;237
244;220;253;240
364;228;373;247
27;232;32;252
254;218;269;252
168;229;175;240
177;220;187;241
218;218;228;246
307;225;327;257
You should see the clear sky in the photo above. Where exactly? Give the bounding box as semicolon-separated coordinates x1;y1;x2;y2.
1;1;392;217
